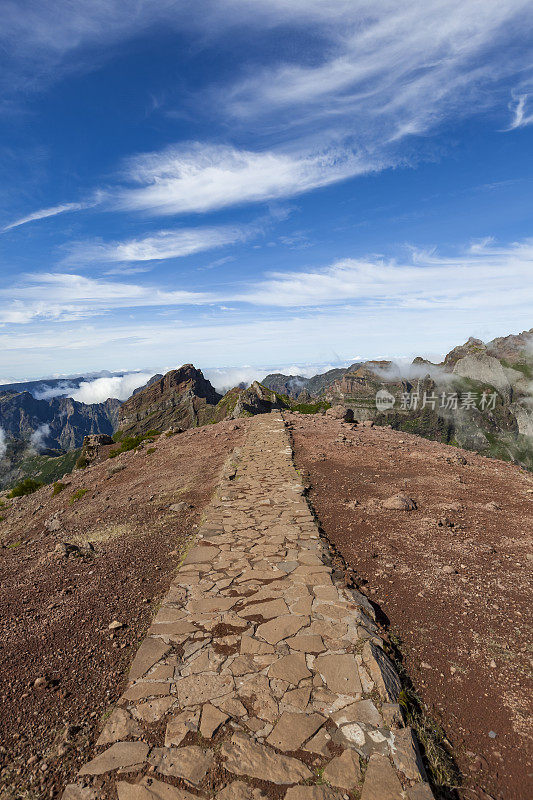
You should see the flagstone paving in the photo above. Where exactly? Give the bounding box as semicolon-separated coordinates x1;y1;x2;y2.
63;414;433;800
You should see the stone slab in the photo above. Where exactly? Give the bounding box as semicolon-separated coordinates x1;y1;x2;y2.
117;777;199;799
78;742;149;775
148;746;214;786
220;732;312;784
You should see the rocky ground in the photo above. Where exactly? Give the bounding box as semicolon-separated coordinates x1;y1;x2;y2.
1;411;531;800
63;413;432;800
289;413;533;800
0;419;246;799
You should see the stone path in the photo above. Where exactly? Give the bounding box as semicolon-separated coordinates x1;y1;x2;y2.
64;414;434;800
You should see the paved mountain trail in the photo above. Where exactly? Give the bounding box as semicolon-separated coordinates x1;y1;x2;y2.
64;413;432;800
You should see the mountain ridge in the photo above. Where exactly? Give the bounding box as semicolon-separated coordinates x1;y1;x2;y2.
1;327;532;489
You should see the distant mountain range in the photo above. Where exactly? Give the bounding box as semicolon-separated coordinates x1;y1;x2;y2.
0;370;136;399
0;392;120;451
1;327;532;489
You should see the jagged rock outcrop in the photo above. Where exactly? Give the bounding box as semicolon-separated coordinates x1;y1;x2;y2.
261;373;309;398
318;334;533;468
325;362;411;422
443;336;487;369
332;361;401;397
118;365;222;436
229;381;285;418
486;328;533;363
510;403;533;437
131;374;164;396
82;434;115;462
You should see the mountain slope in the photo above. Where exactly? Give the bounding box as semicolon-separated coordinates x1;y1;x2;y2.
118;364;222;435
0;391;120;450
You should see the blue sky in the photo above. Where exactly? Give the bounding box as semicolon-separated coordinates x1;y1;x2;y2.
1;0;532;382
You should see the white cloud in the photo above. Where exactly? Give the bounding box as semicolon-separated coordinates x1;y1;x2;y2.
117;143;373;216
2;201;91;232
0;1;366;96
203;366;268;393
106;2;533;216
2;304;525;380
29;423;50;452
239;238;533;310
0;272;212;324
225;2;532;131
202;361;351;392
2;3;531;220
0;428;7;460
67;223;256;263
507;92;533;129
2;238;533;326
198;255;235;272
69;372;154;403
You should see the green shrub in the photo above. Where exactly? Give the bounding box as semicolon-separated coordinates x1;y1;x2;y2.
75;454;89;470
108;431;160;457
52;481;66;496
146;447;156;455
70;488;88;504
8;478;43;498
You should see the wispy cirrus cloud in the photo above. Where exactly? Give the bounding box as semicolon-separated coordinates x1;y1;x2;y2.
116;142;379;216
65;222;257;265
2;238;532;327
506;92;533;129
0;272;211;324
239;238;533;310
2;201;92;232
223;1;533;139
109;2;533;217
3;3;532;222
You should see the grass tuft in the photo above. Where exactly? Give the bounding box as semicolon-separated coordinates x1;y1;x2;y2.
52;481;66;496
70;488;88;504
389;633;460;796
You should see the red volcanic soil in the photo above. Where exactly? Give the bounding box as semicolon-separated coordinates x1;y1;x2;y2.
289;413;533;800
0;420;246;799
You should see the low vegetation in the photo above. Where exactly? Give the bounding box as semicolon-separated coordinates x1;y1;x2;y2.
70;488;88;504
108;430;160;458
291;400;331;414
8;448;81;492
389;634;460;797
8;477;43;498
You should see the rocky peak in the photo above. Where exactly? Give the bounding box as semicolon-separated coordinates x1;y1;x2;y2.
118;364;222;436
486;328;533;363
444;337;487;369
132;374;164;396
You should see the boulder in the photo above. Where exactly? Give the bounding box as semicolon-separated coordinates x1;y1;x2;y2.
383;493;417;511
326;405;354;422
452;353;511;399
